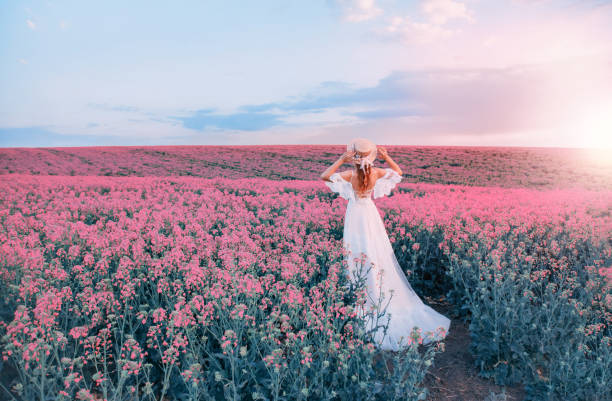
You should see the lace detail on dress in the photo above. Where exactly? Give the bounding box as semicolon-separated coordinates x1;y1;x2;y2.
354;188;374;199
373;168;402;199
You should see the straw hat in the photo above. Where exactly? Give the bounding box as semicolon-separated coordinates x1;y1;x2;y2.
347;138;377;171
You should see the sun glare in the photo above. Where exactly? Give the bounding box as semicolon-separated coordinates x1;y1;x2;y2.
567;101;612;166
573;102;612;148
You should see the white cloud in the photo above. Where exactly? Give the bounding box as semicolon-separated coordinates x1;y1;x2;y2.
482;35;498;48
421;0;473;25
383;15;455;45
279;107;363;126
17;58;28;65
300;60;612;147
26;19;36;30
59;20;68;30
330;0;383;23
371;0;473;46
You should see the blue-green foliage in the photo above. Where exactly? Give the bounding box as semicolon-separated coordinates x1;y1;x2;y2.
389;219;611;401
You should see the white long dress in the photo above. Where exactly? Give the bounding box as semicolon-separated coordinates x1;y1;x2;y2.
326;168;451;351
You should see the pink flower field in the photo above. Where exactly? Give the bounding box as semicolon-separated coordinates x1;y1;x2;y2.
1;145;611;191
0;146;610;401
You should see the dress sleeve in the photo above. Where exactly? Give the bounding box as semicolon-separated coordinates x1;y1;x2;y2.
373;168;402;199
325;172;353;201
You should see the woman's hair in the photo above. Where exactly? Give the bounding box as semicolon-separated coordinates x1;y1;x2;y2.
347;138;376;193
354;160;373;192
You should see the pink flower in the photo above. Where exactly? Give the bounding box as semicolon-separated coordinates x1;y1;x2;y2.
69;326;88;339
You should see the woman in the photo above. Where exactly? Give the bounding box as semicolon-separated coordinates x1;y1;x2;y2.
320;138;450;351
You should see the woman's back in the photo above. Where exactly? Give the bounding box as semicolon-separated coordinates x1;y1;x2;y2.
327;167;402;202
344;167;386;199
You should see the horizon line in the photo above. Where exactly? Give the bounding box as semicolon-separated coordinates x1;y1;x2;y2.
1;144;609;151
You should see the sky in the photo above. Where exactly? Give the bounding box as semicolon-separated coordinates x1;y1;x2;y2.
1;0;611;148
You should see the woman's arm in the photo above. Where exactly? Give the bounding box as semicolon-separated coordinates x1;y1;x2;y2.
378;147;403;176
320;150;355;181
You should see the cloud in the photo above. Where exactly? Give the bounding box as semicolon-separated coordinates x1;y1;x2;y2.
169;73;423;132
174;53;612;143
328;0;383;22
59;20;68;30
0;125;251;147
5;55;610;146
411;66;544;134
17;58;28;65
87;102;141;113
238;73;419;113
351;107;423;119
421;0;473;25
381;15;455;45
171;109;284;131
0;126;121;147
173;62;537;134
0;125;221;147
370;0;473;45
26;19;36;30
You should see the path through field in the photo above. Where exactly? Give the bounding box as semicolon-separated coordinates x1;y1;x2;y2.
374;295;526;401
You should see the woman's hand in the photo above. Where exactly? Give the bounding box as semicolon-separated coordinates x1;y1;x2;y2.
378;147;403;175
340;150;356;164
321;150;355;180
378;147;389;161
